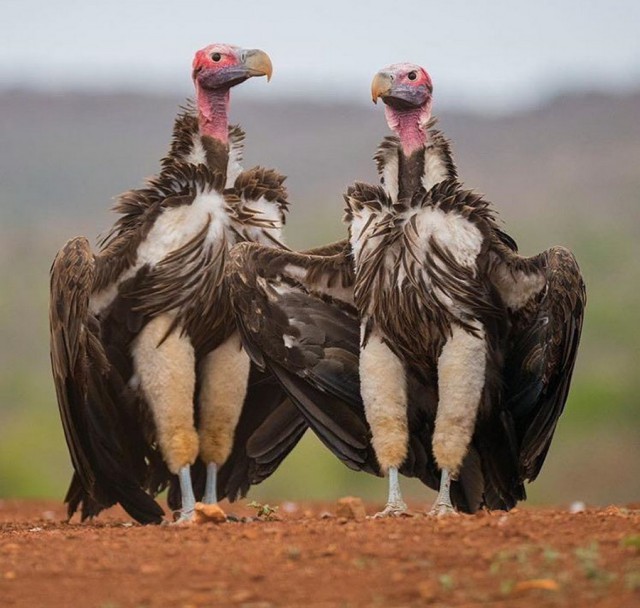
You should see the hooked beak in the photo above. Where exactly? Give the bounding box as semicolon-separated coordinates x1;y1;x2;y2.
241;48;273;82
371;71;394;104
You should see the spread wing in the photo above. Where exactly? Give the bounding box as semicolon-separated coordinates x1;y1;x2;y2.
49;237;164;524
227;242;380;474
491;244;586;481
204;240;356;500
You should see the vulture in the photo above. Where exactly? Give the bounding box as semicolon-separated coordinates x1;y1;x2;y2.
228;63;586;516
49;43;296;524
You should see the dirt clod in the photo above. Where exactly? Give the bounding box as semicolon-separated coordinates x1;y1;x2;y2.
417;580;438;601
231;590;254;603
514;578;560;592
193;502;226;524
336;496;367;521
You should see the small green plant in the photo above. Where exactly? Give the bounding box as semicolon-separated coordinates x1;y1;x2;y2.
542;547;561;565
439;573;455;591
574;541;601;579
248;500;280;520
574;541;616;585
621;535;640;551
500;579;515;596
489;549;510;575
624;572;640;591
285;546;301;560
516;546;532;564
351;557;369;570
489;546;536;577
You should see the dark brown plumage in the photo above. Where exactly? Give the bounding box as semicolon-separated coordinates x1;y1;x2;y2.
228;116;585;513
50;100;291;522
50;238;164;523
225;124;477;500
345;177;586;510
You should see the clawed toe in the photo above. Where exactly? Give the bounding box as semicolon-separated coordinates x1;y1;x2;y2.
172;510;195;525
428;502;458;517
372;502;409;519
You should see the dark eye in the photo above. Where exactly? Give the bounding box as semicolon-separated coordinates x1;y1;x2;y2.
407;71;417;81
211;52;222;62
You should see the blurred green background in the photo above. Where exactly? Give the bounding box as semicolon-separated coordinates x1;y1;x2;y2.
1;0;639;509
1;89;638;508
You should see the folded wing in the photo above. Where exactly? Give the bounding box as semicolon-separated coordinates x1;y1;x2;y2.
492;244;586;481
49;237;164;524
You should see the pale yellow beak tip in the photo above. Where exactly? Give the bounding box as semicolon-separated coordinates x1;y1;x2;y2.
371;72;393;106
244;49;273;82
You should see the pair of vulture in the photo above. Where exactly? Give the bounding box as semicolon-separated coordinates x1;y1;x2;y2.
50;44;586;524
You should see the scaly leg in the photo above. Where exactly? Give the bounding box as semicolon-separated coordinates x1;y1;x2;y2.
203;462;218;505
429;468;456;516
373;466;408;518
174;465;196;523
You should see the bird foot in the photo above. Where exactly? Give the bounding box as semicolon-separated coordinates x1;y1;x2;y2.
171;509;195;525
428;502;458;517
371;501;409;519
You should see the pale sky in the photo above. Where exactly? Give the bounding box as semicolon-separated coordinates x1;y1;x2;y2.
2;0;639;111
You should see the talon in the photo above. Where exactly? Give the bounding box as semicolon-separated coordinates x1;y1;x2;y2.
428;468;457;517
172;509;195;525
429;502;458;517
372;466;408;519
372;501;408;519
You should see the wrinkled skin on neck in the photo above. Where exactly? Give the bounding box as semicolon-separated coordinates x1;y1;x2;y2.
385;101;432;155
195;84;230;144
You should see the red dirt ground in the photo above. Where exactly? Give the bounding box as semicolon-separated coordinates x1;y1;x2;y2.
1;499;639;607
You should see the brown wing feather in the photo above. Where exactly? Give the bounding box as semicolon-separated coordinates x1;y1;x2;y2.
227;242;379;472
206;239;357;498
50;237;164;524
50;238;98;484
498;246;586;480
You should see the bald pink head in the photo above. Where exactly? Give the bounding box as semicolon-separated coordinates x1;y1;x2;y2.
371;63;433;155
192;43;272;143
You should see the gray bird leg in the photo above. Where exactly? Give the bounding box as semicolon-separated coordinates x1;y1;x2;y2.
429;468;457;516
174;465;196;524
373;467;408;518
203;462;218;504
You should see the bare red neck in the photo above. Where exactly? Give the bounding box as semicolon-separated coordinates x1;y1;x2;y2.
384;103;432;155
195;85;230;144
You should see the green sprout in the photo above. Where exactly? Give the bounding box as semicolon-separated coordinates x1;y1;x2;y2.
248;500;280;520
